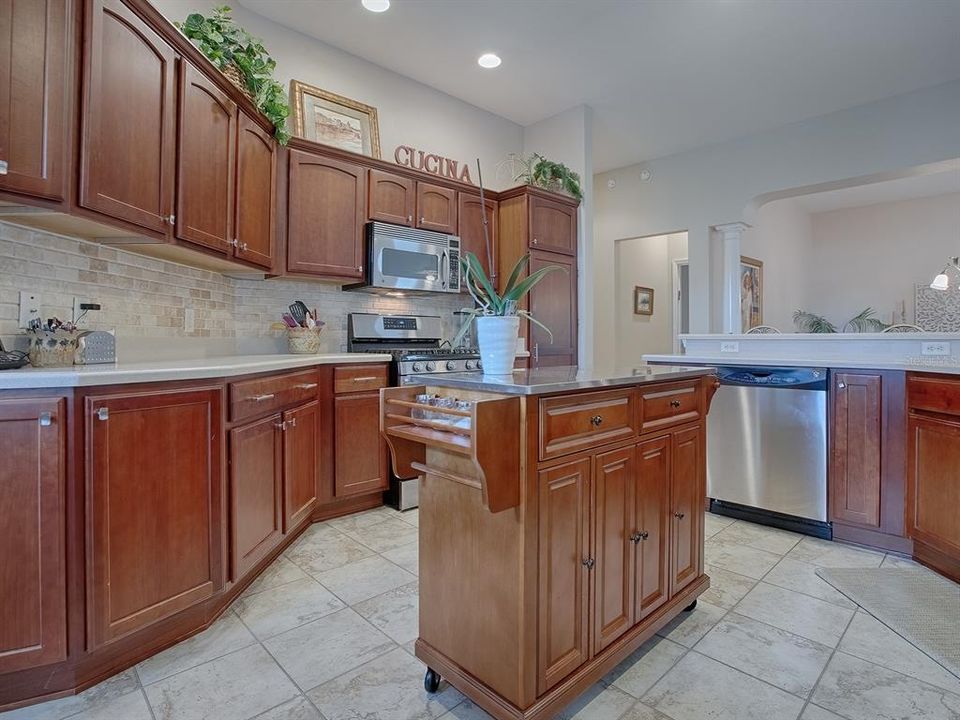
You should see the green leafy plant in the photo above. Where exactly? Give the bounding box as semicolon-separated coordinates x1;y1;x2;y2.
793;307;891;333
842;307;890;333
453;252;566;346
514;153;583;200
177;6;290;144
793;310;837;333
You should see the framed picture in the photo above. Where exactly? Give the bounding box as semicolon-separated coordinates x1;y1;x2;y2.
634;286;654;316
290;80;381;158
740;256;764;332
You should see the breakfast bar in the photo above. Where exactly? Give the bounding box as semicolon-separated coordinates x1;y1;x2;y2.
381;365;719;720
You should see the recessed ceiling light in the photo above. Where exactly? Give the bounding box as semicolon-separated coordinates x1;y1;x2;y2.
477;53;502;69
361;0;390;12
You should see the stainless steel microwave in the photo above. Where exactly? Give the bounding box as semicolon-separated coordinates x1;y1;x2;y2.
346;222;461;294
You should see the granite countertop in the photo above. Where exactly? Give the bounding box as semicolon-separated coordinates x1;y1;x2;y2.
643;354;960;375
417;364;716;396
0;353;392;389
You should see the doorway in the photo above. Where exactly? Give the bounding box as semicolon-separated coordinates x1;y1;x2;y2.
673;258;690;353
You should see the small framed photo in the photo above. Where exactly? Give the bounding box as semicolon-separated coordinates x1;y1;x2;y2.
740;256;764;332
634;286;654;316
290;80;381;158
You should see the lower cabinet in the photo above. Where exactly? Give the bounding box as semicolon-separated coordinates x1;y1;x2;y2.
0;397;67;674
635;436;670;620
670;426;704;595
334;392;388;498
283;400;320;530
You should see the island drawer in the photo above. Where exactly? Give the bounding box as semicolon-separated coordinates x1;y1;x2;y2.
908;374;960;417
639;380;701;433
539;388;638;460
334;365;389;394
229;369;320;422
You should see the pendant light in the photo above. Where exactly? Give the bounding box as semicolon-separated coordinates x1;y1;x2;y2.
930;256;960;290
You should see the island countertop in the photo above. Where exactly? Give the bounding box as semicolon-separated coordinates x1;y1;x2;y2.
416;363;716;395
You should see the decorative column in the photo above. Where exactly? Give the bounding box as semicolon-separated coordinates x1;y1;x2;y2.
714;222;750;334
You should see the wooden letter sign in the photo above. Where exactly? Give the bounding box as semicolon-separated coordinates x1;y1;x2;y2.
394;145;473;185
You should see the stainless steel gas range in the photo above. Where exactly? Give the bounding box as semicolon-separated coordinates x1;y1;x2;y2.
347;313;482;508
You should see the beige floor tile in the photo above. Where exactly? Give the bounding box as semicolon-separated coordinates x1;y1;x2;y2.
353;582;420;644
812;652;960;720
262;608;395;692
619;703;672;720
603;636;687;698
643;652;805;720
763;557;858;610
327;507;395;534
800;706;846;720
556;684;636;720
307;647;463;720
0;670;140;720
315;555;416;605
284;527;377;575
837;610;960;695
733;582;854;647
695;612;832;696
144;644;299;720
137;612;256;685
786;537;884;569
252;696;322;720
341;518;420;553
382;541;419;576
704;537;782;579
69;690;152;720
655;600;727;648
701;564;757;609
880;553;929;570
397;509;420;527
704;512;735;538
712;521;803;555
440;700;493;719
241;556;311;598
232;578;345;640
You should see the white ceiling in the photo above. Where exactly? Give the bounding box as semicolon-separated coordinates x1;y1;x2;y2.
794;167;960;213
239;0;960;173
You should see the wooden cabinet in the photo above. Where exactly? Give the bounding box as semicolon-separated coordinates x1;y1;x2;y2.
416;181;457;234
529;250;577;368
458;192;498;283
369;168;415;226
670;425;703;595
0;398;66;674
529;194;577;255
234;110;277;269
176;61;236;255
80;0;176;234
229;414;283;581
85;387;223;647
283;400;320;530
334;392;388;497
0;0;69;200
635;435;670;620
537;457;591;694
287;150;366;278
539;388;637;461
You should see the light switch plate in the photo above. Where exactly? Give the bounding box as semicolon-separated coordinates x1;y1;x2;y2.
720;341;740;353
18;290;41;329
921;341;951;356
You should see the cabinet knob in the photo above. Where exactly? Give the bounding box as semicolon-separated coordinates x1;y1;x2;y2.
674;511;685;520
240;242;248;252
837;381;846;389
590;415;603;427
533;237;539;245
167;214;176;225
287;417;297;428
39;411;53;427
358;265;364;273
420;217;425;224
229;239;239;248
96;407;109;421
581;557;595;569
407;214;413;223
670;399;682;408
274;420;287;431
630;530;649;543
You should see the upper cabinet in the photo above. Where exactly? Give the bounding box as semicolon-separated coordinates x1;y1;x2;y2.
287;149;367;279
529;194;577;255
458;192;498;284
0;0;70;201
416;181;457;234
529;250;577;368
233;110;277;270
369;168;415;226
80;0;177;235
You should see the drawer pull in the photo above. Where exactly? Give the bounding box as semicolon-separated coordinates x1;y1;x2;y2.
252;393;275;402
39;412;53;427
590;415;603;427
674;511;685;520
670;400;682;408
297;383;318;390
581;557;595;569
352;376;380;383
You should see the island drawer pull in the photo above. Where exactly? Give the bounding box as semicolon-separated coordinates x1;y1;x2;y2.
670;400;682;408
581;557;595;569
590;415;603;426
674;511;685;520
252;393;275;402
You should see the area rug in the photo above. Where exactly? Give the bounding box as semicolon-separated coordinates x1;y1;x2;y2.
816;567;960;679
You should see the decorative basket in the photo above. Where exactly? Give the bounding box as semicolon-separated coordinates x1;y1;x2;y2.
27;329;80;368
220;63;254;103
287;327;322;354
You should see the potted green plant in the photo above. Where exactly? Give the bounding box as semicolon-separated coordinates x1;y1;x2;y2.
513;153;583;200
176;6;290;143
454;252;566;375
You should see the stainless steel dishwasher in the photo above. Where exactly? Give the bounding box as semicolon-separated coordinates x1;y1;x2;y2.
708;366;830;537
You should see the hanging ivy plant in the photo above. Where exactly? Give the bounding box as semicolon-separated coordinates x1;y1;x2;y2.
177;6;290;144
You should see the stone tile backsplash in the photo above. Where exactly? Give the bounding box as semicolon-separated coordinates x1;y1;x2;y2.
0;221;466;356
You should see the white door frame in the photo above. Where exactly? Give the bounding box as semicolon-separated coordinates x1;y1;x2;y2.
672;257;689;354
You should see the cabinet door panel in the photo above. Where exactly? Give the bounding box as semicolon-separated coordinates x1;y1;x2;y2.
284;401;320;530
176;61;235;254
636;435;671;619
230;414;283;580
537;457;590;694
0;0;68;199
529;250;577;368
457;193;497;284
0;398;66;673
234;112;276;269
80;0;176;233
670;426;703;596
334;392;387;497
369;169;414;226
907;414;960;556
593;446;635;654
287;150;366;278
529;195;577;255
87;388;222;647
830;373;882;528
416;182;457;234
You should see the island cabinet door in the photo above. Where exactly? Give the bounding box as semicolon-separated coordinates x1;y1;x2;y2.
282;401;320;531
592;446;636;655
669;426;704;596
86;388;223;648
634;435;671;621
537;457;591;695
230;414;283;581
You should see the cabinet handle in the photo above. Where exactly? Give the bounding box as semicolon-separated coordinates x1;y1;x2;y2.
837;381;846;389
533;343;539;362
674;511;685;520
240;242;248;252
532;237;539;245
228;239;239;248
630;530;649;543
670;399;682;408
590;415;603;427
352;376;379;383
96;407;109;421
581;557;595;569
252;393;275;402
407;214;413;223
287;417;297;429
39;412;53;427
274;420;287;431
358;265;364;273
298;382;318;390
167;214;176;225
0;160;7;175
420;216;425;224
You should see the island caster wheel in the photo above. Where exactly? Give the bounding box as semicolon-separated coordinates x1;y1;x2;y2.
683;599;698;612
424;668;441;694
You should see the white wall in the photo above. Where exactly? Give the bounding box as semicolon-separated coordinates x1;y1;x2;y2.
151;0;523;189
615;233;687;364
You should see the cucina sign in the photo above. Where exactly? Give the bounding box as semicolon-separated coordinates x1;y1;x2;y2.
394;145;473;185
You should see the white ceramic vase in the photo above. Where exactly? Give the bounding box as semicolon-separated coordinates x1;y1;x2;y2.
476;315;519;376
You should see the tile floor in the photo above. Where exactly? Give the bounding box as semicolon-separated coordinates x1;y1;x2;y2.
3;509;959;720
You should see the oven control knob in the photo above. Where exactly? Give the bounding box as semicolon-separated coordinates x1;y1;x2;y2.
446;361;457;371
412;362;423;372
465;360;476;370
426;362;436;372
476;359;482;369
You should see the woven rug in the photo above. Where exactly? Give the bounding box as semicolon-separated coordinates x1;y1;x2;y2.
817;567;960;679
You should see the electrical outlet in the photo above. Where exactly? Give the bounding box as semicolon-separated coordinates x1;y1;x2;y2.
73;297;101;324
921;341;951;356
720;341;740;353
18;290;41;328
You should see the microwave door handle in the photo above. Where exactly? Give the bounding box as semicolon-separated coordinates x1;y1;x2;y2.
440;250;448;289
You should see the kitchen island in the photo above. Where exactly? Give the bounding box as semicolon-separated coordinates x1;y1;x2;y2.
380;365;719;720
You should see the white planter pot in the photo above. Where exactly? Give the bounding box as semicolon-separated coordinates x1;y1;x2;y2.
476;316;520;376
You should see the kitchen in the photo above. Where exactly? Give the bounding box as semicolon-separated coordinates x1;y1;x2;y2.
1;1;959;720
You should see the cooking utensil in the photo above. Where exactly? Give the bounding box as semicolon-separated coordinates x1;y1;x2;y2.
288;302;307;327
281;313;299;328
